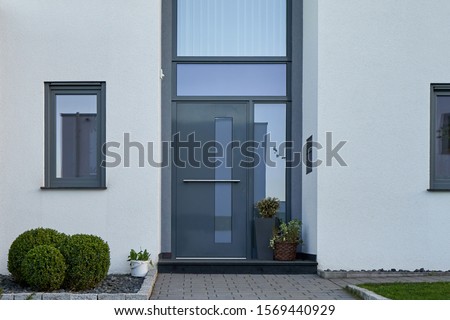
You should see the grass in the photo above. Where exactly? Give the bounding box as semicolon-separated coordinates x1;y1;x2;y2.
359;282;450;300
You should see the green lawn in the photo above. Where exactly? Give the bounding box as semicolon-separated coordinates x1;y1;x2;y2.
359;282;450;300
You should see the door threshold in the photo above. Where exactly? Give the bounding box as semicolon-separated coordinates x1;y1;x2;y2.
158;258;318;274
176;257;246;260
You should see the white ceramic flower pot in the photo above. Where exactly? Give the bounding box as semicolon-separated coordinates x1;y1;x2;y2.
130;260;149;277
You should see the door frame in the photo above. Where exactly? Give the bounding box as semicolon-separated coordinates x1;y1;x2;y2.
161;0;303;260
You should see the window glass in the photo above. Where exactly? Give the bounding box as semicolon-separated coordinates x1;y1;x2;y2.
177;0;286;56
434;95;450;180
55;95;98;179
214;118;233;243
177;64;286;96
254;104;286;219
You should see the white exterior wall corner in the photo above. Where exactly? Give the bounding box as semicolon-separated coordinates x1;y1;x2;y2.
316;0;450;271
0;0;162;274
302;0;319;256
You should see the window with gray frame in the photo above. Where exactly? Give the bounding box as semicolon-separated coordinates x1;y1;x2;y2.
44;82;106;188
430;84;450;190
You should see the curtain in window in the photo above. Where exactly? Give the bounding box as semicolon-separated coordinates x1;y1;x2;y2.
177;0;286;56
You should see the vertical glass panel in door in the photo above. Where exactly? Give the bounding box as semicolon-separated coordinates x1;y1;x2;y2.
215;118;232;243
435;96;450;179
254;104;286;220
177;0;287;56
177;64;286;96
55;95;97;178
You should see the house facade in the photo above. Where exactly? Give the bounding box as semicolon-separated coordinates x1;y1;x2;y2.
1;0;449;275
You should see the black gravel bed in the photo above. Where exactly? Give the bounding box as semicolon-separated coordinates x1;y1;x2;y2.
0;274;144;294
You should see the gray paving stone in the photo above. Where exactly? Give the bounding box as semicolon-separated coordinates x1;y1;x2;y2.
153;296;184;300
14;292;43;300
98;293;126;300
214;296;235;300
126;293;149;300
238;296;259;300
42;293;71;300
0;294;14;300
214;295;236;300
70;294;98;300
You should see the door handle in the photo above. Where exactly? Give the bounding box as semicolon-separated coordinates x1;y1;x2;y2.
183;179;240;183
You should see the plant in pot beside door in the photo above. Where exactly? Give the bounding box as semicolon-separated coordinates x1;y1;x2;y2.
270;219;303;261
128;249;153;277
255;197;280;260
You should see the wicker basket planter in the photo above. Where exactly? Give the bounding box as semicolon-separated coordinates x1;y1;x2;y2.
273;242;298;261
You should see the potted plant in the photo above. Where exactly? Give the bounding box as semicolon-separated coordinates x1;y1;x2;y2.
128;249;153;277
270;219;303;261
254;197;280;260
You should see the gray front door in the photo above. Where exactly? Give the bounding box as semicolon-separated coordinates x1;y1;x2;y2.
175;102;248;258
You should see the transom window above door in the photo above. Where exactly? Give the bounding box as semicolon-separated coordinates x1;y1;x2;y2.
177;63;286;96
177;0;287;57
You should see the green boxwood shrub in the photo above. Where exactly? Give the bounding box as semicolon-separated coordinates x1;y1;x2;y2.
7;228;68;284
59;234;110;291
21;245;67;291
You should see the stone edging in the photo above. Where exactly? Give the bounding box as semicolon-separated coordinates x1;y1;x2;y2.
0;270;157;300
346;285;389;300
318;270;450;279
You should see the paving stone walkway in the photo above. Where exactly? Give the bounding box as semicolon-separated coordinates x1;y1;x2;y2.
150;274;355;300
150;273;450;300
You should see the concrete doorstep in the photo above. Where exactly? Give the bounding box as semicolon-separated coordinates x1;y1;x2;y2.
0;270;157;301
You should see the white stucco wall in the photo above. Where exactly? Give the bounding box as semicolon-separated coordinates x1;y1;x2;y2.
0;0;161;274
315;0;450;270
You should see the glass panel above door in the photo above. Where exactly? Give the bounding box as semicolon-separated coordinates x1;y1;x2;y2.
177;64;286;96
177;0;287;57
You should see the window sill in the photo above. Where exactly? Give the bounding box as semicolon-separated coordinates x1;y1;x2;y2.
40;187;107;190
427;189;450;192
